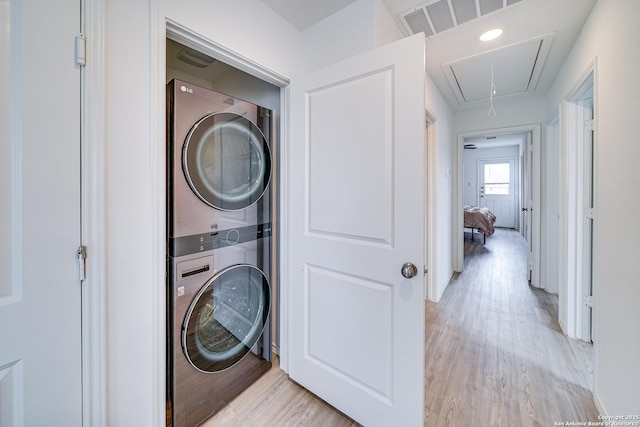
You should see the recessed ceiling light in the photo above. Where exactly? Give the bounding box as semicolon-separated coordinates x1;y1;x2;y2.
479;28;504;42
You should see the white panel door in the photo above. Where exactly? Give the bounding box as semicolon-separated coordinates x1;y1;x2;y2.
0;0;82;425
289;34;426;426
525;135;533;281
479;158;516;228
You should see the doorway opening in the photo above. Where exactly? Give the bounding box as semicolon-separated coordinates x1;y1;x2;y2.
456;125;541;287
560;64;595;343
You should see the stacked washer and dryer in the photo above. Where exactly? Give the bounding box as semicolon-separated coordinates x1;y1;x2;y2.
166;79;274;427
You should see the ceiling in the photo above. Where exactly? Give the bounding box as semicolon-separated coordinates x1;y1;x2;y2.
464;132;527;149
259;0;358;31
258;0;597;111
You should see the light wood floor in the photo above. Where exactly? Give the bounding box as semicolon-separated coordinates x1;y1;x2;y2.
424;229;598;426
204;229;598;426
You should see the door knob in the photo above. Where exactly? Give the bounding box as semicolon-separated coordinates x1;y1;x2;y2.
522;207;529;211
401;262;418;279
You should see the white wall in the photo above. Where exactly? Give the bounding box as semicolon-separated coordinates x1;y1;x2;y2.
454;96;548;132
300;0;402;73
104;1;155;424
546;0;640;414
160;0;303;76
425;75;454;302
544;119;560;295
300;0;376;73
375;0;404;47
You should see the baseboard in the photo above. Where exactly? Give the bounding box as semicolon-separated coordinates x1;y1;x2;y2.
593;391;607;416
558;316;567;336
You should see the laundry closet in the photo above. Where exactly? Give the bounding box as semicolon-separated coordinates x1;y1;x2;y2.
165;37;281;427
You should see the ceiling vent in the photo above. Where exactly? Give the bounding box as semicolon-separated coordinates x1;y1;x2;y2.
400;0;523;36
176;47;215;68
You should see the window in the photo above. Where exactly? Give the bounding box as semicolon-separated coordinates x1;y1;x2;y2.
484;162;510;195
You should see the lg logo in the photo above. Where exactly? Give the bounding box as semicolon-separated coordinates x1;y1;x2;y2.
180;85;193;93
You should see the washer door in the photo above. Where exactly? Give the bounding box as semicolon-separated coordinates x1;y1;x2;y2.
182;264;270;373
183;112;271;211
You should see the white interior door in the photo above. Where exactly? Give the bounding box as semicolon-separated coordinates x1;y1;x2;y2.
288;34;426;426
479;158;516;228
0;0;82;425
520;148;526;238
525;134;533;281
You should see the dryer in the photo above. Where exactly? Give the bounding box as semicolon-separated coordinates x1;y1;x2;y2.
167;79;272;239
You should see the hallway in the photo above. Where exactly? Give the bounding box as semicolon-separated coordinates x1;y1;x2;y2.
204;229;599;426
424;228;598;425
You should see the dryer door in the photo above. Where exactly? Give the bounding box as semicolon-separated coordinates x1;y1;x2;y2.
182;264;271;373
183;112;271;211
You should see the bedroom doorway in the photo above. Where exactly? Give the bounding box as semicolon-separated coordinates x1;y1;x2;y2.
455;124;541;287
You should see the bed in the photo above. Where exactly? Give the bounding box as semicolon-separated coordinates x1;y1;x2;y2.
464;205;497;244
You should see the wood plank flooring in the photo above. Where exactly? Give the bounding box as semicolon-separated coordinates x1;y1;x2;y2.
204;228;598;426
202;355;359;426
425;229;598;426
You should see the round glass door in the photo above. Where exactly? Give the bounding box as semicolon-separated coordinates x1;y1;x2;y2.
183;112;271;211
182;264;270;373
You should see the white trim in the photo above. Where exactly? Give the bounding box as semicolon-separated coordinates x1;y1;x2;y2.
424;111;438;302
165;20;289;88
591;57;599;397
455;123;541;287
542;115;561;295
559;59;596;343
8;0;23;306
564;58;597;101
0;359;24;426
150;8;168;427
532;126;541;286
82;0;107;425
278;85;290;372
593;392;607;417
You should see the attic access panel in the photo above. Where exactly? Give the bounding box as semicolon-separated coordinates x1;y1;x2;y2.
443;34;554;105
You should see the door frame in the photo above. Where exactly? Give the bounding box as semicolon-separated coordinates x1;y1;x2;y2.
425;111;438;302
80;0;108;425
83;9;292;425
543;115;561;296
455;124;541;287
161;10;289;392
161;12;292;395
558;59;597;342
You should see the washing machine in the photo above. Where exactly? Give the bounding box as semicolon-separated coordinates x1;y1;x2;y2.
167;227;272;427
167;78;272;239
166;79;273;427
